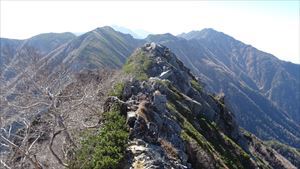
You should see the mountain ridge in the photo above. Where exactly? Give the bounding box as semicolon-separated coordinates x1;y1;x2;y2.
146;28;300;148
104;42;297;168
1;26;299;168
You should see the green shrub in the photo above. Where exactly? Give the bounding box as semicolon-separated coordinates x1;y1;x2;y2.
109;82;125;98
190;79;203;92
123;50;152;81
70;111;129;169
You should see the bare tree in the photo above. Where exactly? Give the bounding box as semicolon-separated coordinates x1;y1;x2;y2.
0;47;121;168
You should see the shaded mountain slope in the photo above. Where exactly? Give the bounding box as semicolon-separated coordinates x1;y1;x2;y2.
265;140;300;168
146;30;300;148
0;32;76;69
0;32;76;85
0;38;23;72
23;32;76;55
179;28;300;124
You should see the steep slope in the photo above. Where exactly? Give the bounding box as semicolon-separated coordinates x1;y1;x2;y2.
0;32;76;85
98;43;295;169
23;32;76;55
179;28;300;124
0;32;75;68
0;38;23;72
265;140;300;168
146;30;300;148
36;26;144;75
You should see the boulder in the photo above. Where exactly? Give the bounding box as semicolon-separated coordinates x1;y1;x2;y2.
103;96;127;115
123;84;132;99
126;111;136;128
131;116;147;139
145;122;159;143
153;90;167;112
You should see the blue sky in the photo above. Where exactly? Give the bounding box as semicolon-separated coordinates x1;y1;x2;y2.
1;1;299;63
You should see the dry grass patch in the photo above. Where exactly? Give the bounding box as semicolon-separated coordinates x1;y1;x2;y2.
159;139;178;160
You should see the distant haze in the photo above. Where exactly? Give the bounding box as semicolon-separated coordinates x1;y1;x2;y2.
1;1;299;64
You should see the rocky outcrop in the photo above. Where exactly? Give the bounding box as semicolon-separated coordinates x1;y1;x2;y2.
111;43;296;169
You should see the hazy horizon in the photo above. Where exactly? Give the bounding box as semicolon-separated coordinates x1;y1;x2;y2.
1;1;299;64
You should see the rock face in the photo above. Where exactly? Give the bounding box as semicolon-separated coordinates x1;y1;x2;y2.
114;43;296;169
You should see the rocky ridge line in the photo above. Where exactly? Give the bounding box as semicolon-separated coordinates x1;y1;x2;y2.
104;43;296;169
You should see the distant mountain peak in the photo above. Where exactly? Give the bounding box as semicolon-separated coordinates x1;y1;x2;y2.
30;32;75;38
90;26;139;41
94;26;116;33
200;27;219;33
111;25;152;39
146;33;180;42
110;25;141;39
178;28;233;41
